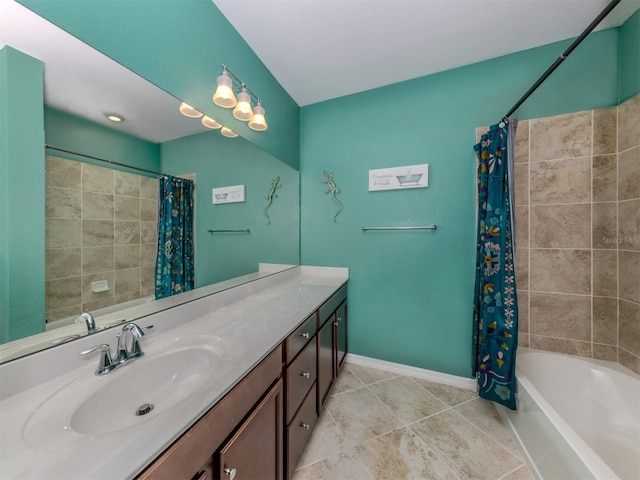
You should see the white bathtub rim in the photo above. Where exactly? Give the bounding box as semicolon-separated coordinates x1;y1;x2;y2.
516;349;635;480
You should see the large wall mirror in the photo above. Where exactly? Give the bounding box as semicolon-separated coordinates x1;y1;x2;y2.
0;1;300;363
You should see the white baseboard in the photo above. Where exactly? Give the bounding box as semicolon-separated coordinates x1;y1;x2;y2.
345;353;476;391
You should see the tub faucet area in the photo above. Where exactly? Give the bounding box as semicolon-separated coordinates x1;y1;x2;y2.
74;312;97;334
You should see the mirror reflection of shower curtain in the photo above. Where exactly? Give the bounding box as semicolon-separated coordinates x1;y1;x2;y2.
154;175;195;299
472;121;519;410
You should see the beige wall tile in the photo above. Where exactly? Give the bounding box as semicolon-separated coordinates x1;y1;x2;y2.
513;163;529;206
593;107;617;155
140;221;158;244
530;111;591;161
46;156;80;189
618;199;640;252
115;268;141;296
46;248;81;280
114;170;140;197
140;287;155;298
115;245;141;270
530;157;591;205
619;299;640;355
46;218;81;248
114;195;141;221
113;292;141;305
46;276;82;310
518;290;529;334
592;154;617;202
82;272;115;303
618;93;640;152
529;292;591;341
530;204;590;249
83;297;115;313
115;221;141;245
82;246;114;275
140;266;156;291
529;249;591;295
82;191;114;220
619;251;640;303
529;335;591;357
593;250;618;297
514;120;529;164
592;296;618;345
519;333;530;348
592;202;617;249
592;343;617;362
46;304;82;323
140;198;158;222
618;146;639;201
82;163;114;194
515;247;529;291
46;187;81;219
140;244;157;267
515;206;529;248
618;347;640;375
82;220;114;247
140;177;158;200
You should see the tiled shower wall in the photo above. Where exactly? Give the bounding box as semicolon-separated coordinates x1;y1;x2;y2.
45;156;158;325
513;92;640;374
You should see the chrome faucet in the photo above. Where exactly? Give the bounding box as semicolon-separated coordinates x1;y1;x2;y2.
80;322;152;375
75;312;97;334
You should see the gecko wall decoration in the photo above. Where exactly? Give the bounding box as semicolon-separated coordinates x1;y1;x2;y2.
321;170;343;222
264;176;281;224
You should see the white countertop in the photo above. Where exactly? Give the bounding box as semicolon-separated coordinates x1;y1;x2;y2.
0;266;348;479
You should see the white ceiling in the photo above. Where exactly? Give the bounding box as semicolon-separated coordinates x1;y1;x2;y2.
212;0;639;106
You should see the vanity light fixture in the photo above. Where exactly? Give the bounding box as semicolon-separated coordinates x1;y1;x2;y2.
202;116;222;129
179;102;204;118
106;113;124;123
220;126;238;138
213;64;268;131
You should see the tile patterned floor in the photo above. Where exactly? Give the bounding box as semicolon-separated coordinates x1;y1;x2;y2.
292;363;536;480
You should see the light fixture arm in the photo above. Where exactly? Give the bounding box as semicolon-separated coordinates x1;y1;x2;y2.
221;64;261;105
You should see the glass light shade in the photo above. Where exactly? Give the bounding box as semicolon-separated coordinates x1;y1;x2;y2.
202;116;222;129
220;127;238;138
106;113;124;123
213;72;237;108
248;103;268;131
179;102;203;118
233;90;253;121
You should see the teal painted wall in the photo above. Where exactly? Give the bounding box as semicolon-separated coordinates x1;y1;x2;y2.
44;107;160;174
300;29;626;378
0;47;45;342
619;9;640;102
161;131;300;287
18;0;300;170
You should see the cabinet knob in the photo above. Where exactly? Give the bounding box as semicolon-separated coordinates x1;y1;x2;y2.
224;467;237;480
298;332;310;339
337;316;342;322
300;371;310;378
300;422;310;430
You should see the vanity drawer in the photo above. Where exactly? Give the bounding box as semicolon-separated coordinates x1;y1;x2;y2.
284;312;317;364
286;383;318;477
318;283;347;326
285;338;317;424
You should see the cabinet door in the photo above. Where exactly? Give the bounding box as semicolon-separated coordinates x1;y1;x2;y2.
218;380;283;480
317;318;334;410
334;301;347;374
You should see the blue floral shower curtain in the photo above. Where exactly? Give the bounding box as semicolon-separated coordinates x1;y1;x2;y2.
155;175;195;299
472;122;519;410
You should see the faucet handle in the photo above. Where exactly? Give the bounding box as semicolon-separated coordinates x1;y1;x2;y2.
80;344;116;375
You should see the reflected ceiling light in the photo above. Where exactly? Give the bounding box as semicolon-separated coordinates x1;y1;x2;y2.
202;116;222;129
212;64;268;131
106;113;124;123
220;126;238;138
248;100;268;131
179;102;203;118
213;67;237;108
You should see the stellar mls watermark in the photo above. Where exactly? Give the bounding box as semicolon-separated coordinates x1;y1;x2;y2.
601;235;640;245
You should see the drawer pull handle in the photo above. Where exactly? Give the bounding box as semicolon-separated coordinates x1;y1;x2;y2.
299;332;310;339
300;371;310;378
333;321;339;326
337;316;342;322
300;422;310;430
224;467;237;480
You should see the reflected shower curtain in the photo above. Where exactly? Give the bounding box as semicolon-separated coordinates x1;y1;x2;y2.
472;122;518;410
155;175;195;299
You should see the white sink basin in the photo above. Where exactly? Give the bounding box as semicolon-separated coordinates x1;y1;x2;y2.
23;336;224;445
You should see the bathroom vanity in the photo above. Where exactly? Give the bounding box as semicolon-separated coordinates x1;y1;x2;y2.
0;266;348;479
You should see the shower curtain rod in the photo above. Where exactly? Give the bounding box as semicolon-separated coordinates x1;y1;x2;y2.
45;144;163;177
503;0;622;122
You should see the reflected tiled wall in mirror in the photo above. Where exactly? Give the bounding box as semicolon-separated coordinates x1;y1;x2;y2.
45;156;158;325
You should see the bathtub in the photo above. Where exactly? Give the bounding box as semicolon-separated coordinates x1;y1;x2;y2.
497;349;640;480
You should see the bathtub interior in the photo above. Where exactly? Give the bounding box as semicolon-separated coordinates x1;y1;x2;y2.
498;350;640;480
